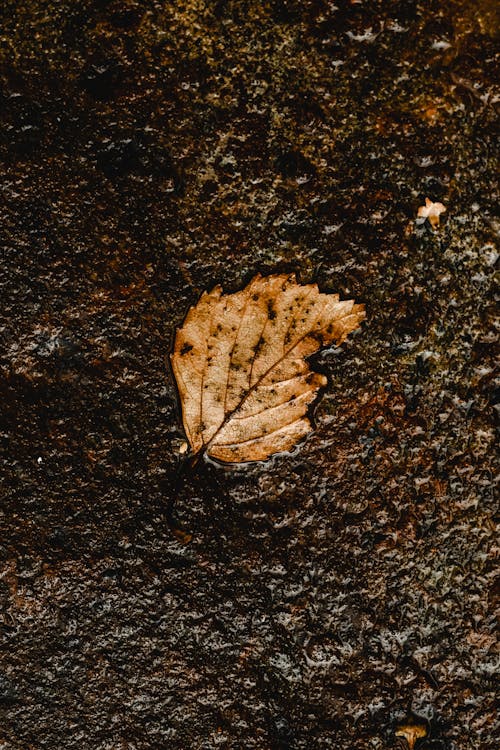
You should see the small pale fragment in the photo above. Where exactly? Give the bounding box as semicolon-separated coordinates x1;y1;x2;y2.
417;197;447;228
179;441;188;454
395;723;427;750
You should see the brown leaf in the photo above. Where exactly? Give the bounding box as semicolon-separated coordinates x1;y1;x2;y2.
417;197;447;228
171;274;365;464
395;723;427;750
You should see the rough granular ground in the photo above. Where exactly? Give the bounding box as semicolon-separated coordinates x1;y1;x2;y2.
0;1;498;749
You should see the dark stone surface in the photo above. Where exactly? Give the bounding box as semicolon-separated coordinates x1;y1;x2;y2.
0;1;498;748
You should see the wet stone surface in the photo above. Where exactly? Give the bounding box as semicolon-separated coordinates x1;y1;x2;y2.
0;1;498;748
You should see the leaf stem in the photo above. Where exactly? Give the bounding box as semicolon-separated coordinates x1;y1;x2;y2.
164;451;203;543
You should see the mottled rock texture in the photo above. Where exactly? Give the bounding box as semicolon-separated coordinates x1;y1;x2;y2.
0;1;498;749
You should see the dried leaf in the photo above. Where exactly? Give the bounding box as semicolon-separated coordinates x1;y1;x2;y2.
171;274;365;464
417;197;447;228
395;723;427;750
